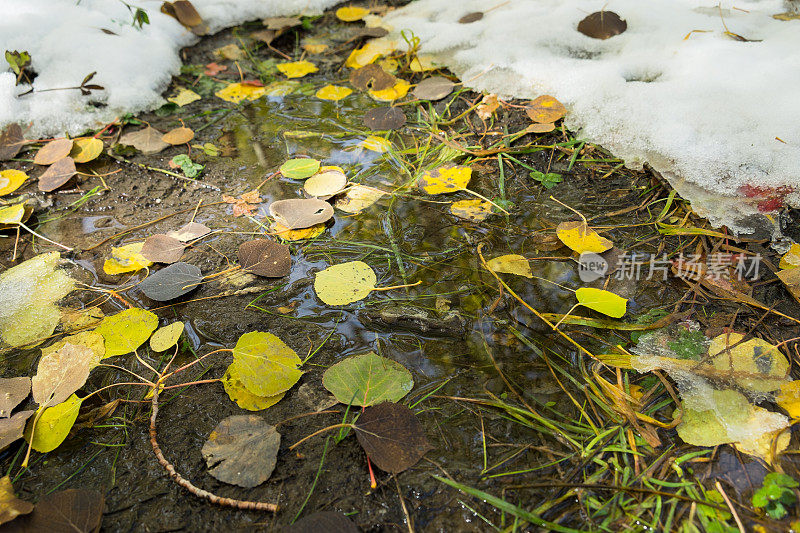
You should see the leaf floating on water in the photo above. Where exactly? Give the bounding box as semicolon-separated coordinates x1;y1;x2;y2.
0;411;34;453
118;126;169;154
315;84;352;101
276;60;318;79
450;199;493;222
32;343;95;407
345;38;397;69
575;287;627;318
707;333;789;392
525;95;567;124
271;221;326;241
288;512;359;533
314;261;377;305
33;138;73;165
167;87;201;107
349;64;396;91
95;308;159;356
363;106;406;130
103;241;153;275
238;239;291;277
556;220;613;254
358;135;392;153
0;123;25;161
8;488;104;532
69;137;103;164
223;190;262;217
0;377;30;417
336;6;370;22
0;169;27;196
0;475;33;526
418;164;471;194
166;221;211;242
412;76;455;101
38;157;77;192
41;331;105;367
368;79;411;102
222;367;285;411
280;158;321;179
269;198;334;230
577;11;628;40
149;322;184;352
323;351;414;407
485;254;532;278
25;394;83;453
161;126;194;145
304;169;347;198
140;234;185;264
459;11;484;23
334;185;385;213
215;82;266;103
138;262;202;302
230;331;302;397
0;203;26;225
202;415;280;488
354;403;432;473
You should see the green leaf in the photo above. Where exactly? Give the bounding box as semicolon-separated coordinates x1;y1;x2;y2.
529;170;562;189
230;332;302;397
575;287;628;318
171;154;204;178
222;365;285;411
95;308;159;356
279;158;320;180
322;351;413;407
5;50;30;76
25;394;82;453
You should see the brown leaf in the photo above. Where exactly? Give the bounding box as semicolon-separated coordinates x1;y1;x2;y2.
577;11;628;40
118;126;169;155
525;95;566;124
287;512;358;533
140;234;186;264
349;64;396;92
201;415;280;488
459;12;484;23
354;402;432;473
38;157;77;192
165;221;211;242
0;124;26;161
0;377;31;417
32;343;95;407
363;107;406;131
262;16;301;30
238;239;291;278
161;126;194;145
33;138;73;166
525;122;556;133
251;29;276;44
777;268;800;304
269;198;334;230
223;190;261;217
0;411;34;452
0;475;34;527
72;399;120;431
412;76;455;101
476;94;499;120
5;489;104;533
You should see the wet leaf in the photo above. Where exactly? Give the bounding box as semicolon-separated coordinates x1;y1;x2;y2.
345;38;397;69
222;367;284;411
413;76;455;101
409;55;438;72
262;16;301;30
167;87;201;107
269;198;334;229
32;343;95;407
302;40;329;54
777;267;800;305
165;222;210;243
38;157;77;192
0;170;27;196
149;322;184;352
556;220;613;254
223;190;261;217
202;415;280;488
368;79;411;102
707;332;788;392
95;308;159;356
334;185;385;213
161;126;194;145
0;252;75;348
354;402;432;473
363;106;406;130
41;331;105;365
33;138;73;165
7;488;104;532
204;62;227;76
575;287;628;318
271;221;326;241
230;331;302;397
0;377;30;417
277;60;318;79
238;239;291;277
476;93;499;120
459;12;484;23
450;199;493;222
323;351;413;407
263;80;299;96
280;158;321;179
777;381;800;419
103;241;153;275
140;234;185;264
60;307;104;333
26;394;83;453
314;261;377;305
349;64;396;91
485;254;532;278
69;137;103;164
304;169;347;198
251;29;276;44
0;203;25;225
336;6;370;21
526;95;567;124
358;135;392;153
0;123;25;161
215;82;266;103
0;475;33;526
0;411;34;452
418;164;471;194
526;122;556;134
138;262;202;301
315;84;353;101
118;126;169;154
529;170;562;188
578;11;628;40
214;43;244;61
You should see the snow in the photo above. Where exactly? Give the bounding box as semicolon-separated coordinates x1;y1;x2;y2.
0;0;341;136
382;0;800;234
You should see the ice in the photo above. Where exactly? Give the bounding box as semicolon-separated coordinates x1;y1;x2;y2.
0;0;341;137
382;0;800;234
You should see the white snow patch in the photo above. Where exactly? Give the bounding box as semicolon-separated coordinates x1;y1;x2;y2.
0;0;341;137
383;0;800;233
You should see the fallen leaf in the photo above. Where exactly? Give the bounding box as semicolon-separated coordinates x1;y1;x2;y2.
103;241;153;275
778;267;800;305
0;377;30;417
526;122;556;133
214;43;244;61
229;331;302;397
161;126;194;145
0;475;33;526
345;38;397;69
304;169;347;198
459;12;484;23
336;6;370;22
223;190;262;217
302;39;328;54
409;55;438;72
323;351;413;406
0;411;34;452
204;62;227;76
6;488;104;532
251;29;276;44
32;343;95;407
334;185;385;213
271;222;326;241
26;394;83;453
280;158;321;179
287;512;359;533
0;203;26;225
138;262;202;301
363;106;406;130
418;164;471;194
167;87;201;106
412;76;455;101
476;94;499;120
238;239;291;277
162;0;204;29
215;82;266;103
60;307;104;333
262;16;301;30
777;380;800;419
368;79;411;102
166;221;211;242
0;123;25;161
358;135;392;153
354;402;432;473
575;287;628;318
315;84;353;101
556;220;613;254
314;261;377;305
0;170;27;196
149;322;184;352
277;60;318;79
95;308;159;356
485;254;532;278
202;415;280;488
140;234;185;264
69;137;103;164
526;95;567;124
269;198;334;229
349;64;396;91
38;157;77;192
450;199;493;222
578;11;628;40
33;138;73;165
707;332;789;392
222;367;285;411
41;331;105;365
118;126;169;154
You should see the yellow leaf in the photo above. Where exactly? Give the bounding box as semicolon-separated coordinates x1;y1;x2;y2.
263;80;299;96
149;321;184;352
485;254;531;278
368;79;410;101
556;220;613;254
359;135;392;153
69;137;103;163
315;84;353;101
231;331;302;397
708;333;789;392
222;364;285;411
450;199;493;222
168;87;202;107
336;6;370;21
271;221;326;241
410;55;438;72
777;380;800;419
40;331;105;367
779;243;800;269
377;57;399;74
26;394;82;453
418;165;471;194
276;60;318;79
302;40;329;54
314;261;377;305
0;203;25;224
103;241;152;275
575;287;627;318
345;38;397;69
0;170;27;196
215;82;267;104
95;308;159;357
333;185;385;213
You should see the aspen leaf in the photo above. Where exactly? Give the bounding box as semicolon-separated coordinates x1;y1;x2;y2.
230;332;302;397
525;95;567;123
276;60;318;79
409;55;438;72
202;415;280;488
368;79;410;102
412;76;454;100
575;287;628;318
269;198;333;229
363;106;405;130
777;380;800;419
336;6;370;21
707;333;788;392
418;165;471;194
780;243;800;269
69;137;103;163
304;169;347;198
0;203;25;224
33;138;73;165
354;403;432;473
140;234;185;264
168;87;201;106
0;412;34;453
556;220;613;254
26;394;83;453
334;185;385;213
149;322;184;352
0;377;30;417
138;262;202;301
41;331;105;365
95;308;159;356
38;157;77;192
345;38;397;69
0;169;27;196
222;365;284;411
103;241;152;275
32;343;95;407
271;221;326;241
166;221;211;242
349;64;396;91
0;123;25;161
118;126;169;154
358;135;392;153
578;11;628;40
450;199;493;222
485;254;532;278
314;261;377;305
161;126;195;145
280;158;320;179
238;239;291;277
215;82;266;104
0;475;33;525
315;84;353;101
322;351;413;406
